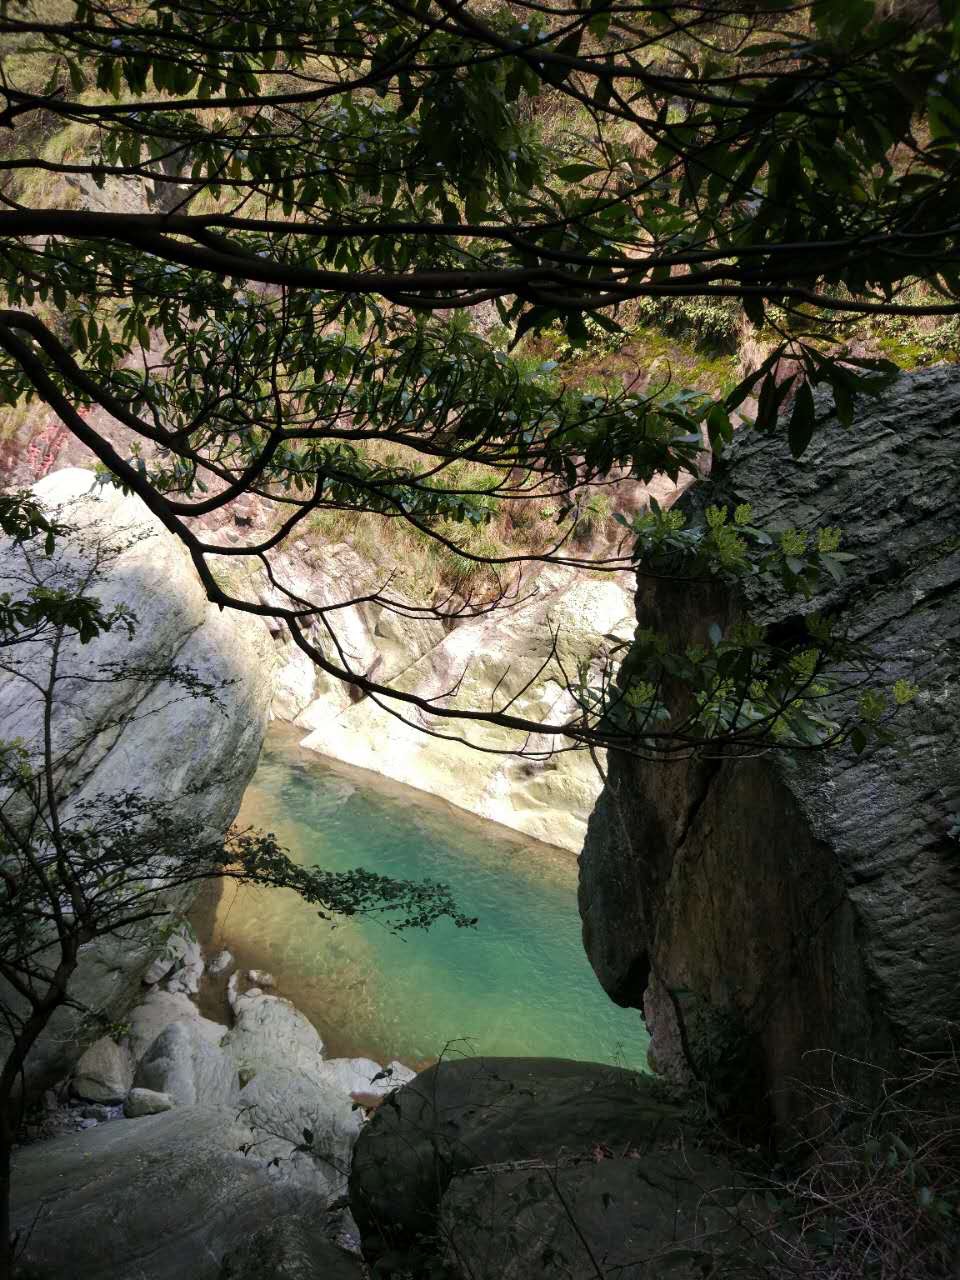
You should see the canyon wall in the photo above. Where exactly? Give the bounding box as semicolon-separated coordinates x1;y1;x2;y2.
265;548;635;853
579;366;960;1132
0;469;273;1088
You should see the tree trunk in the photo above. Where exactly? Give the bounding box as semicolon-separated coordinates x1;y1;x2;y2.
0;1135;13;1280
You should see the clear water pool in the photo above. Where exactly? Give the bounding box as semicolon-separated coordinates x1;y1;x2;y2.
191;723;648;1070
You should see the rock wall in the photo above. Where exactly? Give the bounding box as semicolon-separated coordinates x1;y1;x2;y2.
578;366;960;1133
267;551;635;853
0;469;274;1088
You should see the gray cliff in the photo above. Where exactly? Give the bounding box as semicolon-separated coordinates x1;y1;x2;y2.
579;365;960;1131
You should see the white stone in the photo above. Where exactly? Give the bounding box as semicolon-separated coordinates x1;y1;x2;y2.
0;469;273;1090
126;990;225;1065
207;950;234;976
237;1066;362;1200
72;1037;134;1104
224;992;324;1079
246;969;275;987
134;1021;238;1108
143;954;177;986
123;1087;175;1118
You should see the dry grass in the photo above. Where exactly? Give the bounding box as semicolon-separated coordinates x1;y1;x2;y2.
743;1048;960;1280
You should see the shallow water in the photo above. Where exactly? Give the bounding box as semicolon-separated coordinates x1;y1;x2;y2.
192;723;648;1070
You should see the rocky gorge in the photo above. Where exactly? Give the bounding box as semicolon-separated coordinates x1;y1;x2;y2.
4;366;960;1278
13;927;406;1278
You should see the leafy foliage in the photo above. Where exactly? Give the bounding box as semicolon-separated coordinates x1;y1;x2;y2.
0;1;954;755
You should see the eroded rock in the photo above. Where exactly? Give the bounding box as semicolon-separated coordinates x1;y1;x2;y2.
127;989;226;1063
272;560;633;851
223;991;324;1078
579;365;960;1132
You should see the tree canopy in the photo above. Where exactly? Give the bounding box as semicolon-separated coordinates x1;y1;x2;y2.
0;0;955;756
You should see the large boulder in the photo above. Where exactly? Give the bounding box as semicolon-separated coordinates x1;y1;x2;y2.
126;989;227;1063
0;469;273;1091
349;1056;746;1278
218;1219;363;1280
438;1147;750;1280
223;990;325;1079
71;1035;134;1104
237;1066;362;1201
134;1020;239;1108
579;365;960;1134
11;1107;329;1280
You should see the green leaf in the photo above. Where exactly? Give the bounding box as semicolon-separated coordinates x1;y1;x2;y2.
788;382;816;459
555;164;605;181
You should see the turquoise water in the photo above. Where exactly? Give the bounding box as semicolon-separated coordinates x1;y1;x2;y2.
193;724;647;1070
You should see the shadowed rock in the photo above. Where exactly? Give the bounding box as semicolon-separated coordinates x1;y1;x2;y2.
579;365;960;1134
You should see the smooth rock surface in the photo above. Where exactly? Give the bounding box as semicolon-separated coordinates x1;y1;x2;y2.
127;989;227;1063
11;1107;328;1280
0;469;273;1092
271;557;633;851
72;1036;133;1104
218;1219;363;1280
135;1020;238;1108
579;365;960;1132
350;1056;693;1269
124;1086;175;1117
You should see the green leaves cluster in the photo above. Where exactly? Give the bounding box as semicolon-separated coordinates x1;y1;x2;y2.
0;0;951;754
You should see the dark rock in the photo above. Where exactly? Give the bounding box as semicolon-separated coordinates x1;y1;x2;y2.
579;365;960;1135
349;1056;701;1272
218;1218;363;1279
440;1148;753;1279
79;1103;114;1122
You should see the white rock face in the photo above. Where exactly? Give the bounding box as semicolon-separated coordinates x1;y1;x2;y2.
247;969;275;987
134;1021;239;1108
126;990;226;1063
223;991;325;1078
0;469;274;1089
279;564;634;851
237;1067;362;1200
72;1037;134;1104
313;1056;415;1100
207;950;234;976
123;1087;175;1118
